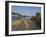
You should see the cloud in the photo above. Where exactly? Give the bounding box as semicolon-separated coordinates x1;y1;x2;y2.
20;13;36;17
20;13;35;16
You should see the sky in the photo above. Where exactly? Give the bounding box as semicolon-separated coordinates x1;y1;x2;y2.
12;5;41;16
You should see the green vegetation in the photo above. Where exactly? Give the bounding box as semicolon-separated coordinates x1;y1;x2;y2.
31;12;41;29
12;12;41;31
12;12;21;16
